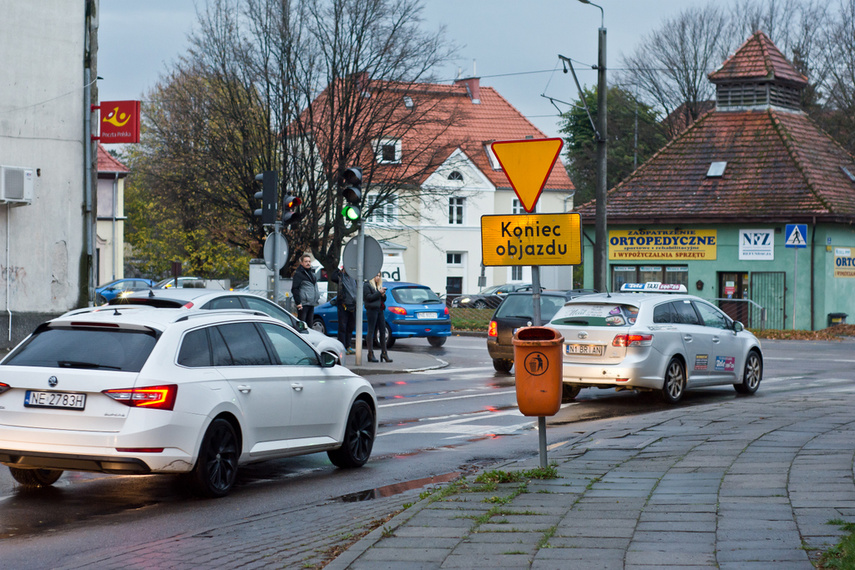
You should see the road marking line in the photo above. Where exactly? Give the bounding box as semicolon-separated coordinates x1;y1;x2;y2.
379;389;517;408
410;366;495;375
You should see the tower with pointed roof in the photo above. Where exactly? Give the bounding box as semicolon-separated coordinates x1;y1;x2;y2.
576;31;855;330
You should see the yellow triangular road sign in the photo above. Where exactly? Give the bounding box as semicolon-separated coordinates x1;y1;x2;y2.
491;138;563;212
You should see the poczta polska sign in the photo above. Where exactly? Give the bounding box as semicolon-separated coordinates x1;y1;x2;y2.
481;213;582;266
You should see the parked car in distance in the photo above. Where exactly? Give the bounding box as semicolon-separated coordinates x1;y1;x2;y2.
154;276;211;289
451;283;532;309
487;290;592;380
547;282;763;404
105;289;345;363
313;281;451;348
0;307;377;497
94;277;156;304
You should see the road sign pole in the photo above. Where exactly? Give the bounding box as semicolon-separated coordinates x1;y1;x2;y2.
273;220;282;305
355;219;365;365
793;249;798;330
532;264;548;468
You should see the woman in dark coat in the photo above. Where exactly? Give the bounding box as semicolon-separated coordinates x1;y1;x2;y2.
364;273;392;363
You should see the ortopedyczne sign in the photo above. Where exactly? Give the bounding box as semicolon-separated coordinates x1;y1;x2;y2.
481;213;582;266
834;247;855;278
609;229;717;260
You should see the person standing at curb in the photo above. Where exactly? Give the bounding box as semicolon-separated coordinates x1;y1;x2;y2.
291;254;320;325
333;266;358;354
364;272;392;363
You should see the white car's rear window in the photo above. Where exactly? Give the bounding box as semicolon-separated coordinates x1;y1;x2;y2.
550;303;639;327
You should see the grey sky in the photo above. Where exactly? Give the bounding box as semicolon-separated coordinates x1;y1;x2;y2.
98;0;731;140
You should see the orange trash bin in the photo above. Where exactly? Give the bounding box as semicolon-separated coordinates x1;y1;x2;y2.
512;326;564;416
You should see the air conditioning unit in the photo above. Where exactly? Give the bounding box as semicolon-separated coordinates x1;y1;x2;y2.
0;166;35;205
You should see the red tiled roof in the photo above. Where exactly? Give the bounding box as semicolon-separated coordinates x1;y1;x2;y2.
576;108;855;223
709;30;807;87
97;143;129;174
302;78;573;192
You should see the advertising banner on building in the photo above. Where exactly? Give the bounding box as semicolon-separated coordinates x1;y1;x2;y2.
739;229;774;260
834;247;855;278
609;229;717;260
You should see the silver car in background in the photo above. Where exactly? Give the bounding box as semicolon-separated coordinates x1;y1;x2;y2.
548;283;763;403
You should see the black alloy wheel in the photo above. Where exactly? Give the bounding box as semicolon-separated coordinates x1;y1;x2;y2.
187;418;239;498
327;400;375;468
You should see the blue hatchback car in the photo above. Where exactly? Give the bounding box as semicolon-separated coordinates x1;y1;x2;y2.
95;277;157;304
312;282;451;348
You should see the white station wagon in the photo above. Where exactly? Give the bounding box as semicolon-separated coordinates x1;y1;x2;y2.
548;283;763;403
0;308;376;497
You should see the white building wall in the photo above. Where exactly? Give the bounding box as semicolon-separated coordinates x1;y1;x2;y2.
96;175;125;283
0;1;89;329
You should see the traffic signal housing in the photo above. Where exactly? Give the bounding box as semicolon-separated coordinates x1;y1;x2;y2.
253;171;278;225
341;166;362;223
282;194;303;226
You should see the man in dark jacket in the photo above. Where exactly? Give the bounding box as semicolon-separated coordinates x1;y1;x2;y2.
291;254;320;324
333;267;358;354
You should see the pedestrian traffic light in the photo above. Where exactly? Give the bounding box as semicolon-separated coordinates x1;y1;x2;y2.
282;194;303;226
253;171;277;225
341;166;362;222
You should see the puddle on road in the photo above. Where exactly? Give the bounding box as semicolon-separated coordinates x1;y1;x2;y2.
335;471;461;502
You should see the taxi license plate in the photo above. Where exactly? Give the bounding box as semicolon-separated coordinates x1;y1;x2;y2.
24;390;86;410
417;312;437;319
565;344;603;356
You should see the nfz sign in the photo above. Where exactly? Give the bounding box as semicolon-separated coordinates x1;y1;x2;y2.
739;229;774;261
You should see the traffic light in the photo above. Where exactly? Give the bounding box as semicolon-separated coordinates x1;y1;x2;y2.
282;194;303;226
341;166;362;222
253;171;278;225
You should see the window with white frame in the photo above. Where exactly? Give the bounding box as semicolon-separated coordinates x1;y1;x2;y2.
447;252;463;265
448;197;465;225
374;138;402;164
365;194;397;224
511;266;523;280
512;198;537;214
485;143;501;170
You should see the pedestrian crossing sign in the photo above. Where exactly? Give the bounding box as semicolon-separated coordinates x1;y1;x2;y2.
785;224;807;248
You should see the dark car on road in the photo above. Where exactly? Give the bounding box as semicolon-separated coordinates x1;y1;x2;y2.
487;289;598;381
451;283;532;309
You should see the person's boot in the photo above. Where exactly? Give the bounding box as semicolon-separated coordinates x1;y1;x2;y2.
381;352;393;363
367;352;379;362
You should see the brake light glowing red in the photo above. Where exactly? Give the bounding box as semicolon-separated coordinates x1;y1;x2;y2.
612;334;654;347
488;320;498;337
103;385;178;410
443;306;449;315
389;306;407;315
0;382;10;394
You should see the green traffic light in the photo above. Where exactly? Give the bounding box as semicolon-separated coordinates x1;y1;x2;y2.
342;205;360;221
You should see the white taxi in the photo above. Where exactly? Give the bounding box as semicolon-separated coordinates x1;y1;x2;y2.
548;283;763;403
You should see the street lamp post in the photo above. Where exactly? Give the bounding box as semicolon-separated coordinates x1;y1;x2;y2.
578;0;608;293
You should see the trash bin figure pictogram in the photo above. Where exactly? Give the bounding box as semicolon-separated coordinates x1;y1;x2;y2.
512;326;564;416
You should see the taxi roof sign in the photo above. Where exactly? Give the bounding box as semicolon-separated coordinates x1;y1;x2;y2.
491;138;563;213
620;282;688;293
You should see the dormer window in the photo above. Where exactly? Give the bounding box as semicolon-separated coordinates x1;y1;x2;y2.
485;143;501;170
374;138;402;164
447;171;463;181
707;161;727;177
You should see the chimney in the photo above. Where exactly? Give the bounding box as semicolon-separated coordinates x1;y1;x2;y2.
454;77;481;105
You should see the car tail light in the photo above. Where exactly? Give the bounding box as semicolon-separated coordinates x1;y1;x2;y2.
116;447;165;453
103;385;178;410
389;306;407;315
488;320;498;337
443;306;449;315
182;301;195;308
612;334;654;347
0;382;10;394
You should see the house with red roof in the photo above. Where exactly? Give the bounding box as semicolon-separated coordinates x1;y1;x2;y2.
576;31;855;330
96;144;130;285
328;76;575;296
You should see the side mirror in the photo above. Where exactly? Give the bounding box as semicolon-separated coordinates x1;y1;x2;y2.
295;320;308;333
733;321;744;332
320;351;337;368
